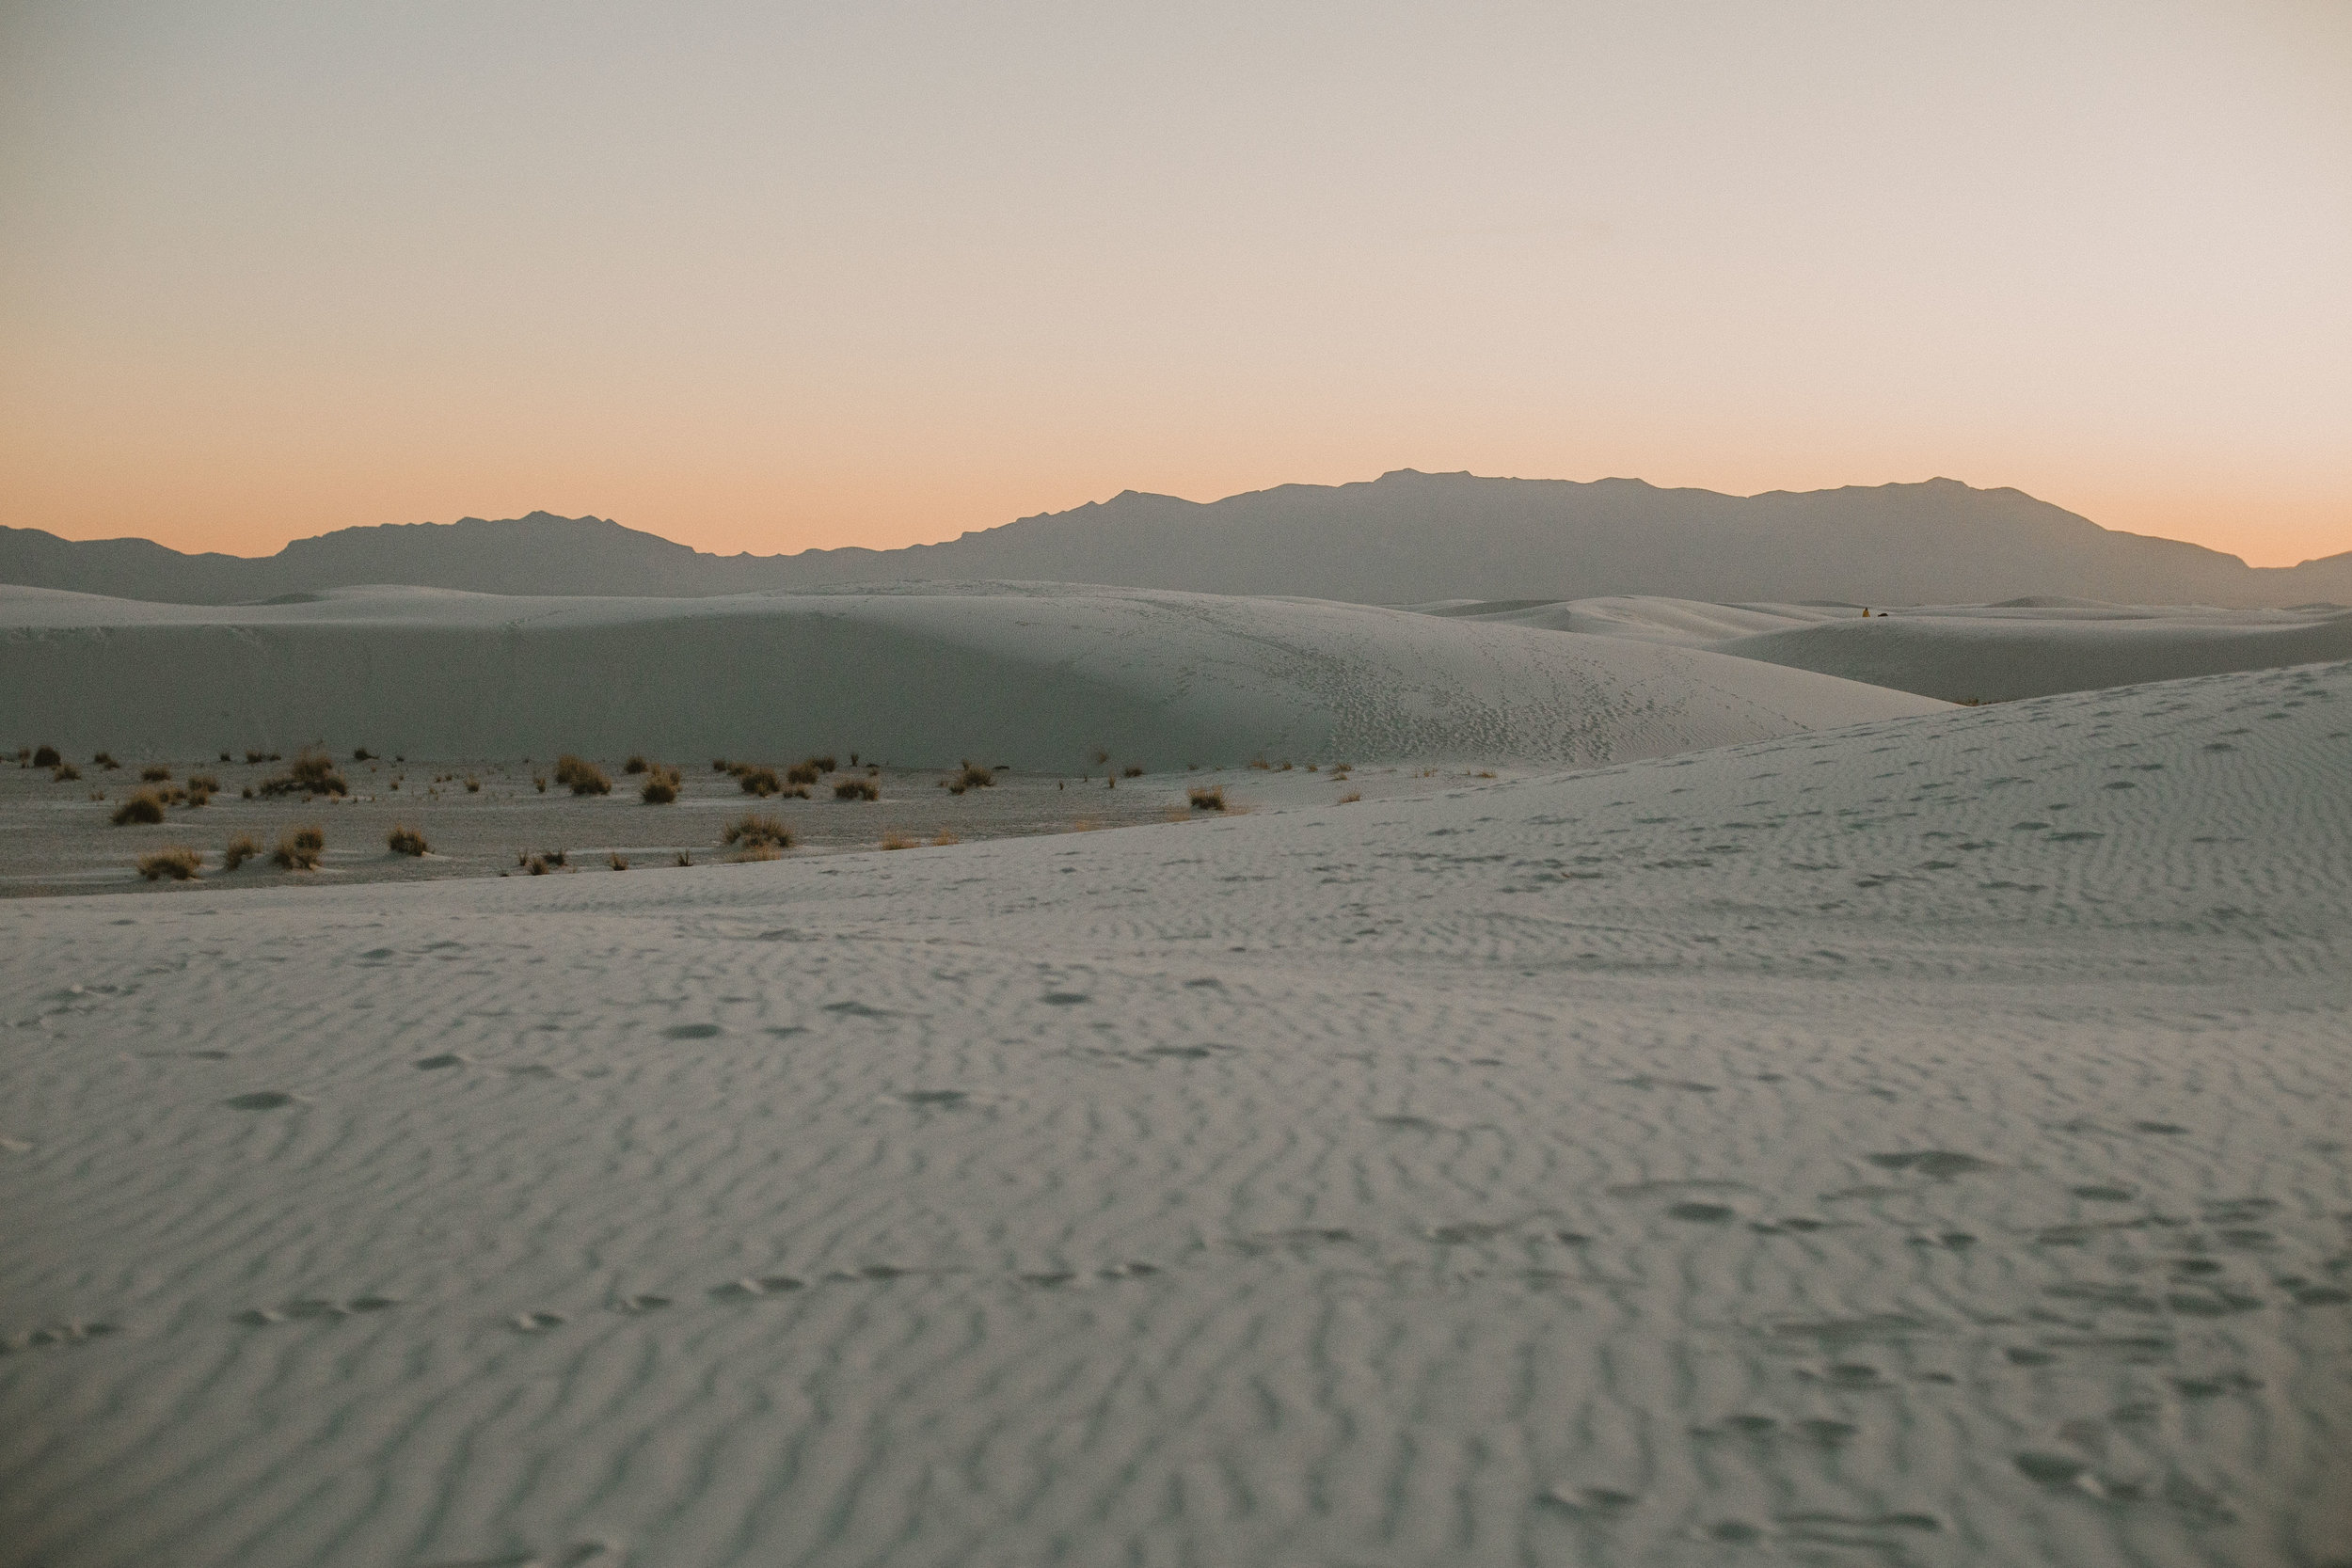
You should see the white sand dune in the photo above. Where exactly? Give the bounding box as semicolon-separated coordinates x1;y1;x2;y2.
0;581;1942;767
4;658;2347;1567
1435;594;2352;703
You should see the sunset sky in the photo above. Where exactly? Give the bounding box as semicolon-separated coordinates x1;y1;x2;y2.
4;1;2347;567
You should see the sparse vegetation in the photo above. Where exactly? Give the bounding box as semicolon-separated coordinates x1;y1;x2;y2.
1338;791;1361;804
534;774;548;793
931;829;959;846
834;777;879;801
93;752;119;769
31;744;60;768
623;754;649;774
554;755;612;796
609;852;628;870
137;846;201;881
881;832;918;850
222;834;262;871
786;760;821;787
387;824;429;856
739;765;785;796
353;747;374;761
946;763;994;795
140;764;171;782
112;791;167;826
53;762;80;782
1122;765;1144;778
724;814;795;853
465;775;481;793
245;750;269;764
259;751;347;798
809;754;837;773
675;850;693;866
1188;785;1227;812
640;765;682;803
273;826;326;870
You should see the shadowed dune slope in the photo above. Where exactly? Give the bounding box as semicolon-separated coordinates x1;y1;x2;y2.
0;581;1943;766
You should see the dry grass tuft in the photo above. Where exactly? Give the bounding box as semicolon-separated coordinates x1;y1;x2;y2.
623;754;649;774
785;760;821;787
273;826;326;871
930;829;960;847
809;754;837;773
724;814;795;851
464;775;481;793
555;754;612;796
739;765;784;797
222;834;262;872
533;774;548;793
675;850;693;866
1188;785;1226;812
640;765;681;803
245;750;269;764
52;762;80;782
259;751;347;798
137;846;201;882
31;744;60;768
1122;764;1144;778
387;824;429;857
140;764;171;782
1337;791;1361;804
112;791;167;826
880;832;918;851
736;843;784;862
946;763;994;795
834;777;880;801
93;752;119;769
609;852;629;870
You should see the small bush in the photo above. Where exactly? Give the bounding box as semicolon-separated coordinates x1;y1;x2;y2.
641;767;680;803
739;766;783;796
555;754;612;796
273;826;326;870
1122;765;1144;778
94;752;119;769
533;774;548;793
387;824;429;856
711;759;731;772
246;750;268;764
140;764;171;782
527;856;549;875
1188;785;1226;812
834;777;879;801
32;744;60;768
53;762;81;782
259;751;346;798
1338;791;1361;804
137;846;201;882
353;747;374;761
675;850;693;866
948;764;994;794
786;760;820;787
112;791;167;826
931;829;960;847
623;754;649;774
222;834;262;871
609;852;628;870
881;832;918;851
219;752;231;763
809;754;837;773
724;814;794;851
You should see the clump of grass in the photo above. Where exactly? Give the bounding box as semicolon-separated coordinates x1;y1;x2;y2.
785;760;821;787
880;832;918;851
218;751;231;763
93;752;119;769
245;750;268;764
259;751;347;798
738;765;783;797
609;852;628;870
183;772;219;807
53;762;81;782
222;834;262;871
809;754;837;773
137;846;201;881
1188;785;1226;812
533;774;548;793
931;829;960;847
112;791;167;826
675;850;693;866
31;744;60;768
1248;757;1271;770
527;855;549;875
273;826;326;871
353;747;374;761
710;758;731;772
554;755;612;796
1338;791;1362;804
387;824;429;856
1122;764;1144;778
946;762;994;795
723;815;795;854
140;764;171;782
834;777;879;801
465;775;481;793
640;765;682;803
623;754;649;774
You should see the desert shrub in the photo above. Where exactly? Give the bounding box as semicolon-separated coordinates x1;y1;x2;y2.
527;856;548;875
93;752;119;769
1338;791;1361;804
387;824;429;856
675;850;693;866
137;846;201;882
219;752;231;763
140;764;171;782
53;762;81;782
555;755;612;796
353;747;373;761
641;767;680;803
1248;757;1271;770
623;754;649;774
545;848;567;867
273;826;326;870
785;760;820;787
240;785;253;799
31;744;60;768
711;758;731;772
723;814;794;850
834;777;879;801
533;774;548;793
881;832;917;851
1188;785;1226;812
609;852;628;870
259;751;347;798
948;763;994;794
112;791;167;826
183;782;215;807
222;834;262;871
739;765;781;796
1091;748;1109;766
1122;765;1144;778
809;754;837;773
931;829;960;846
465;775;481;793
245;750;268;764
188;772;220;793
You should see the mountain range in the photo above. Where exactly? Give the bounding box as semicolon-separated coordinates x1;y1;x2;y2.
5;471;2345;608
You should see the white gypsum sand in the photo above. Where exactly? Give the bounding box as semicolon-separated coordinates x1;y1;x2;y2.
2;657;2346;1566
0;581;1943;766
1431;594;2352;704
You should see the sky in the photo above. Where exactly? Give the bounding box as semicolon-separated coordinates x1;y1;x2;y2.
3;1;2348;568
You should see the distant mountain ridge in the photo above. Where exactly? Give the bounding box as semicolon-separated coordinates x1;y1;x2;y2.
5;471;2346;607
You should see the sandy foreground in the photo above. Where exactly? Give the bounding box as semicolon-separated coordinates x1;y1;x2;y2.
3;658;2349;1567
